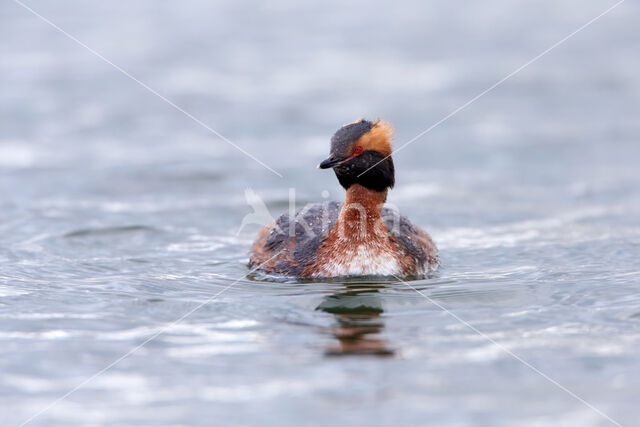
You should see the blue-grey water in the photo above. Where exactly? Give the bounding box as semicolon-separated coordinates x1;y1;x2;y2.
1;1;640;426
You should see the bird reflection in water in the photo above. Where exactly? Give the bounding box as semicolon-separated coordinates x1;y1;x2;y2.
316;285;394;357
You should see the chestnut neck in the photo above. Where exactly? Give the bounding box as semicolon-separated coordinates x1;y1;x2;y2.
339;184;387;225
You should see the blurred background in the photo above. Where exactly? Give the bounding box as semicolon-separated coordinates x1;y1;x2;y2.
1;1;639;426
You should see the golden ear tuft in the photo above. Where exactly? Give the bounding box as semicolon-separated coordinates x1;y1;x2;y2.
357;119;394;156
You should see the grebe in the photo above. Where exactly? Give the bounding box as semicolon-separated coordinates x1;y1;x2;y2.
250;119;439;278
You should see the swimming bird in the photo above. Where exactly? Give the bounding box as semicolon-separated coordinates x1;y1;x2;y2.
250;119;439;278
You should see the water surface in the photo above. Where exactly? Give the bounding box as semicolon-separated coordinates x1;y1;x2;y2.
1;1;640;426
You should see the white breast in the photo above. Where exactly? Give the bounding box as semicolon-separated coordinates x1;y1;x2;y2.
314;244;402;277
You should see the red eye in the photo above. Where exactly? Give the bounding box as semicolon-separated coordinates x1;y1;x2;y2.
353;145;363;155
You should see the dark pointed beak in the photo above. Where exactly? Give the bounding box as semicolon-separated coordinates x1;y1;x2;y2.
318;154;346;169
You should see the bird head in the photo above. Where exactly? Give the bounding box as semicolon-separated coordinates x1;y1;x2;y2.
319;119;394;192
